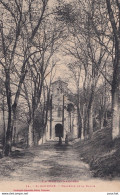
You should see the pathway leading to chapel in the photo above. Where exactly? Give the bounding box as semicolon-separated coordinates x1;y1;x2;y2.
0;141;92;182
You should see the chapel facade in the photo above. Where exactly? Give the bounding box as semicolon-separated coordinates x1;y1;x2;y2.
45;78;78;141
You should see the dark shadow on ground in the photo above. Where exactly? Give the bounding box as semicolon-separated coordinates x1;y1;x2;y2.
11;150;35;159
74;126;120;180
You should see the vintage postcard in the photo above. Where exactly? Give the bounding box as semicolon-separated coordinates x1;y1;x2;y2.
0;0;120;192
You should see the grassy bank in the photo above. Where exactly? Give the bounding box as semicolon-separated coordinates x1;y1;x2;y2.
73;126;120;179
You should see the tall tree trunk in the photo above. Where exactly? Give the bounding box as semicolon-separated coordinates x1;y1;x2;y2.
111;38;120;139
12;106;17;145
28;119;34;147
4;70;12;156
81;117;84;140
88;82;95;138
69;112;72;132
81;105;85;140
2;95;6;151
28;118;34;147
99;108;104;129
88;103;93;138
4;106;12;156
112;86;120;139
106;0;120;139
77;106;82;138
83;106;88;139
100;116;104;129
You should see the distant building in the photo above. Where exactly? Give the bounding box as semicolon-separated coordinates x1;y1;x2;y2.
44;78;78;141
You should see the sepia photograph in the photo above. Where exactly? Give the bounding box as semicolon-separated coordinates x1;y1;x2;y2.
0;0;120;192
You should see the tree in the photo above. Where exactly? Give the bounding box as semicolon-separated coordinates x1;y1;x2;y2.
56;0;116;140
105;0;120;139
79;0;120;139
21;17;64;146
0;0;49;155
67;103;74;133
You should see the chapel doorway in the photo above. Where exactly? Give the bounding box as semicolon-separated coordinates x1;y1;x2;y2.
55;124;63;138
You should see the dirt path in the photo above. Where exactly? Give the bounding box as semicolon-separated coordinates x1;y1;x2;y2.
0;142;92;181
